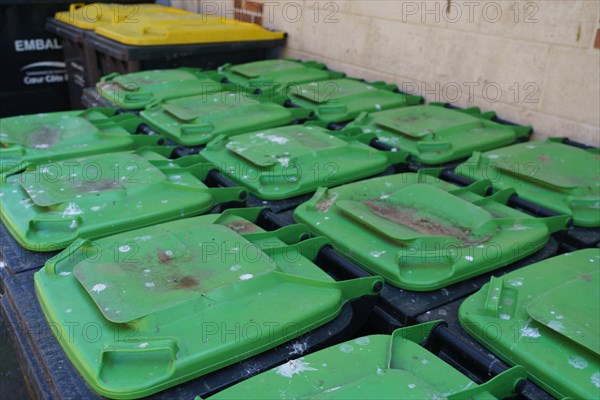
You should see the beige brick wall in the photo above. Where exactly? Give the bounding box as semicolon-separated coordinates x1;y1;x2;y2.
179;0;600;146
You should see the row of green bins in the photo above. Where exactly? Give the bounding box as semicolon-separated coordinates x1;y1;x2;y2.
202;321;527;399
293;170;567;326
94;63;423;120
455;138;600;249
47;3;286;108
346;103;532;166
0;108;162;173
459;249;600;399
34;207;382;398
0;149;247;252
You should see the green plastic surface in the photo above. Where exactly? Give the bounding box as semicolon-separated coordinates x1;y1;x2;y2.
455;139;600;227
34;208;382;399
139;90;313;146
0;108;161;173
204;321;526;400
460;249;600;399
0;149;246;251
346;105;532;164
286;78;423;123
199;124;408;200
216;59;346;87
97;68;222;110
294;170;568;290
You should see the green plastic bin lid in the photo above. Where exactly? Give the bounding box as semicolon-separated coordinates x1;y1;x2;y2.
199;124;408;200
203;321;526;400
34;208;382;399
97;68;222;110
455;138;600;227
460;249;600;399
286;78;423;123
139;90;312;146
0;148;246;251
346;105;532;165
294;170;569;291
216;59;346;87
0;108;161;173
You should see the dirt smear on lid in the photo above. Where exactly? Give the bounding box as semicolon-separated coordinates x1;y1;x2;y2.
365;199;489;245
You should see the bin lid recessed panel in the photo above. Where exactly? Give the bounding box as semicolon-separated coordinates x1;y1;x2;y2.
34;210;380;398
0;109;159;172
219;59;345;87
140;91;310;146
346;105;531;164
207;323;525;400
294;171;566;290
455;139;600;227
0;150;245;251
97;68;222;110
459;249;600;399
287;79;423;123
200;124;407;200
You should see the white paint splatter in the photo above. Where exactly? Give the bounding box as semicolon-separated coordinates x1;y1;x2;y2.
548;320;564;332
508;278;524;287
145;282;155;288
91;284;107;293
65;308;72;313
138;342;149;348
322;386;341;393
239;274;254;281
289;341;308;356
90;206;102;212
465;255;474;262
354;337;370;346
62;203;83;217
592;372;600;388
0;261;5;270
255;132;289;144
521;319;541;339
59;271;71;276
370;250;386;258
568;356;588;369
499;314;511;320
339;344;354;353
118;245;131;253
164;250;173;257
408;384;416;389
276;359;317;378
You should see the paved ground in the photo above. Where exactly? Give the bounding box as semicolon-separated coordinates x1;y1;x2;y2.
0;307;34;400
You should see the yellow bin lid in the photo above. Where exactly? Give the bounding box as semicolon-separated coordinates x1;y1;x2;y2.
95;15;285;46
54;3;194;30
